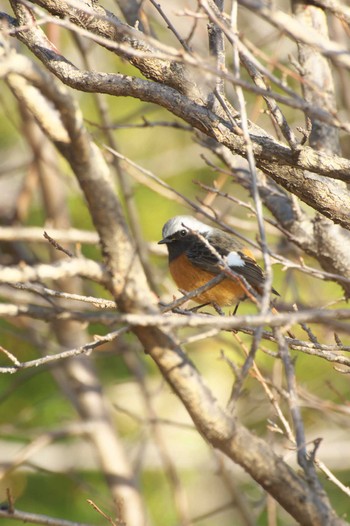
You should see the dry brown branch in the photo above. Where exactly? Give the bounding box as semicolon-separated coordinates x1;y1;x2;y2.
3;34;348;183
1;0;350;524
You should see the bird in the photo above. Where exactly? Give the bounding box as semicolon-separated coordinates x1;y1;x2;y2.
158;215;278;310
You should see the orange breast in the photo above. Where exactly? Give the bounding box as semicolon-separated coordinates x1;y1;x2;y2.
169;253;246;306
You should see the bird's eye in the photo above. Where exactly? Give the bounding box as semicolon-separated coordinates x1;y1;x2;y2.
179;229;187;237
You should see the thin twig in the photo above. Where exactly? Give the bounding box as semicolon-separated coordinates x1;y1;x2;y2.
148;0;192;52
12;282;116;309
275;329;322;491
43;231;74;257
0;508;93;526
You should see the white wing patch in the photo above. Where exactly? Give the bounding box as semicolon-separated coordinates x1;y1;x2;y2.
226;251;245;267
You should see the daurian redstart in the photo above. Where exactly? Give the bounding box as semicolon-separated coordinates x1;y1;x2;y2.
158;215;278;307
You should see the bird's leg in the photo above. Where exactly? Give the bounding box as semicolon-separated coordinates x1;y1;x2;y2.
232;302;240;315
212;303;225;316
189;302;211;312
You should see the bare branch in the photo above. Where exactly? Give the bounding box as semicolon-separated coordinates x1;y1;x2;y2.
0;508;93;526
0;226;99;243
0;258;106;284
4;9;350;229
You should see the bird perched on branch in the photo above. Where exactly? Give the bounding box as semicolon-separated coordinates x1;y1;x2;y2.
158;215;278;310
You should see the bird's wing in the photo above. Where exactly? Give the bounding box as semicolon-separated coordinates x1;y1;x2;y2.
186;230;275;295
232;248;279;296
232;250;265;294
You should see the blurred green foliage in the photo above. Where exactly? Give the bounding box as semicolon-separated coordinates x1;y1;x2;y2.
0;1;349;524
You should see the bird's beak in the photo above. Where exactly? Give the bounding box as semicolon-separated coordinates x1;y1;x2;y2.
158;237;169;245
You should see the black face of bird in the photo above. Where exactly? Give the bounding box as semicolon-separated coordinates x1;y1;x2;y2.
159;228;191;245
158;228;201;262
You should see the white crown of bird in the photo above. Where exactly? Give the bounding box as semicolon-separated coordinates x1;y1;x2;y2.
161;215;213;239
